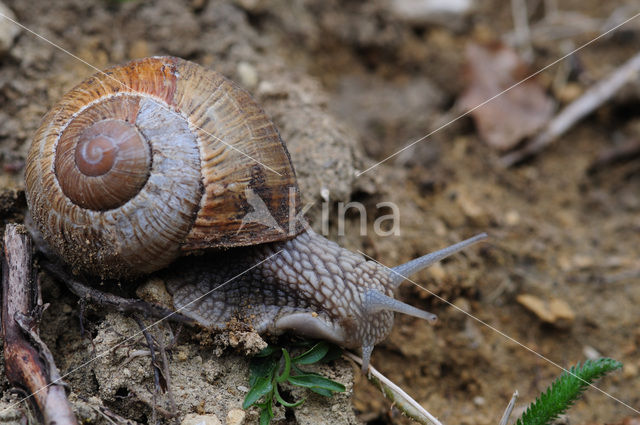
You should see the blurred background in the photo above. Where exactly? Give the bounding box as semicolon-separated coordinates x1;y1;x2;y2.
0;0;639;424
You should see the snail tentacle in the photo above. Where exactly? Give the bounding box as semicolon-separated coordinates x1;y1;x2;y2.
363;289;437;322
390;233;488;287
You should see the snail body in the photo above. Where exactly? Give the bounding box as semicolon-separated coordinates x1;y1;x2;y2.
25;57;485;368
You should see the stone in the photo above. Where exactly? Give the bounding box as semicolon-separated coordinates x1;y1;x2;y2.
0;2;21;56
181;413;222;425
237;61;258;89
226;408;246;425
136;277;174;308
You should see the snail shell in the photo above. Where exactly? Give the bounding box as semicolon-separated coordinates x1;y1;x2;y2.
26;56;303;278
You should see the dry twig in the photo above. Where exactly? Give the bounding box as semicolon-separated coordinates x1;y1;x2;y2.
1;224;77;424
155;325;179;423
510;0;533;61
344;351;444;425
587;138;640;173
133;316;163;425
41;260;194;324
78;396;140;425
499;390;519;425
502;50;640;166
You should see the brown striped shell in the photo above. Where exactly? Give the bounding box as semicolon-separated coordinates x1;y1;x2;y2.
25;56;303;279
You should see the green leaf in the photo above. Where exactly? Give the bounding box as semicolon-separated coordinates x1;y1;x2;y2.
243;376;274;409
276;349;292;383
274;384;306;407
256;345;278;358
288;374;346;392
291;363;305;376
249;357;276;387
516;358;622;425
244;341;346;422
293;342;330;365
310;387;334;397
259;406;273;425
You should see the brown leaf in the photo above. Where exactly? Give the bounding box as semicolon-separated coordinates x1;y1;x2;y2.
459;42;555;151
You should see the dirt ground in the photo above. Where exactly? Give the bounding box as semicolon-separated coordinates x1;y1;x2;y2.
0;0;639;424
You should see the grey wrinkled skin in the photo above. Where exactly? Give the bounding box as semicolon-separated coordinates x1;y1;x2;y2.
164;228;395;353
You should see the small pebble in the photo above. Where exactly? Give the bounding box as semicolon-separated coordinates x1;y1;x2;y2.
556;82;583;104
226;408;246;425
504;210;520;226
135;278;173;307
257;80;288;99
550;414;569;425
177;349;189;362
320;187;330;201
582;345;601;360
232;0;265;12
237;62;258;89
571;254;594;269
454;187;491;226
622;362;638;379
457;193;485;222
390;0;472;30
427;262;446;281
557;255;572;272
451;297;471;313
180;413;222;425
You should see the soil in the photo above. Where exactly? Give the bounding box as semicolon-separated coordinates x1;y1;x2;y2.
0;1;639;425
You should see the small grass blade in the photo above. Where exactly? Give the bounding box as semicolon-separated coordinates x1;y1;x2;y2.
256;345;278;358
293;341;330;365
310;387;334;397
249;357;276;387
276;348;292;383
274;384;306;408
243;376;273;409
287;373;346;393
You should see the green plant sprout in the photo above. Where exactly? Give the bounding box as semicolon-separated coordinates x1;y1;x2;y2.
516;358;623;425
243;341;346;425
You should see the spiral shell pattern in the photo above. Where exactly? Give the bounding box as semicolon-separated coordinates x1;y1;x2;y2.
26;56;301;278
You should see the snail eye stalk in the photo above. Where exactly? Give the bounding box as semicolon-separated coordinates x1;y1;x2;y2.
363;289;437;322
389;233;488;288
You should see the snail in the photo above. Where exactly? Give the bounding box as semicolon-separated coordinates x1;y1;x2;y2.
25;56;486;369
